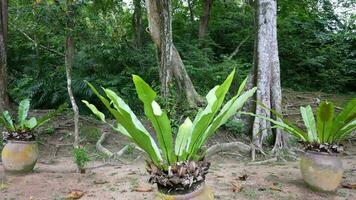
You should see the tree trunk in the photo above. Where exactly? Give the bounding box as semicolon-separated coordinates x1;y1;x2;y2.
145;0;203;107
65;1;80;149
133;0;143;49
198;0;213;39
65;36;80;148
0;0;8;111
246;0;288;159
155;0;173;100
187;0;194;24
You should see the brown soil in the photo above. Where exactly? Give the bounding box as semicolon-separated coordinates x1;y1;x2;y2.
1;90;355;200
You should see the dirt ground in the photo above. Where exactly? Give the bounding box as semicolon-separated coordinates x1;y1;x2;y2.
1;90;355;200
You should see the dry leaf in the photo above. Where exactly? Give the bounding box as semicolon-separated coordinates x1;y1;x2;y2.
93;180;108;185
66;189;84;199
238;174;248;181
127;171;137;175
231;181;243;192
132;185;153;192
341;183;356;189
270;186;283;192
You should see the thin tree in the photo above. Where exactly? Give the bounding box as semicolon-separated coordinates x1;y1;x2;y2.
133;0;143;49
0;0;8;111
65;0;80;149
198;0;213;39
145;0;203;107
245;0;288;160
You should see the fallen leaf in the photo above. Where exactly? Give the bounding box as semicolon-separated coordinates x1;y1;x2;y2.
93;180;108;185
231;181;243;192
66;189;84;199
132;185;153;192
127;171;137;175
270;186;283;192
341;183;356;189
238;174;248;181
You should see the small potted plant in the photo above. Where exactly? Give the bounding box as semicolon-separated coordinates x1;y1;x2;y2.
82;69;256;199
1;99;66;174
244;99;356;192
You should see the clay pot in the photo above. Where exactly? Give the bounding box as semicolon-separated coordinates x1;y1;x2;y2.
300;151;343;192
155;182;214;200
1;140;39;174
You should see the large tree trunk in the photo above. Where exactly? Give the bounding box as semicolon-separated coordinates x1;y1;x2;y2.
198;0;213;39
145;0;203;107
133;0;143;49
245;0;288;159
156;0;173;99
0;0;8;111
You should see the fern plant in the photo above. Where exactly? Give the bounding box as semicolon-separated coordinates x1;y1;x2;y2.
82;69;256;190
0;99;66;141
243;99;356;152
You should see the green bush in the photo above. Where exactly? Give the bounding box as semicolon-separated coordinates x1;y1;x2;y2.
73;146;91;170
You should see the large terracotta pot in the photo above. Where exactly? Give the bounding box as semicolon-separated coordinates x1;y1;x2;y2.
1;140;39;174
155;182;214;200
300;151;343;192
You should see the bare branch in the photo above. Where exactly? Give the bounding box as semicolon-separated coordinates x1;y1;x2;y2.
14;27;65;57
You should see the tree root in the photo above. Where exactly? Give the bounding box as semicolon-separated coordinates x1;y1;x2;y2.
206;142;251;158
96;132;137;159
247;157;278;165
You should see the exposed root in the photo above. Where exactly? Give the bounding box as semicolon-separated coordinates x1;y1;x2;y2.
96;132;115;157
206;142;251;158
247;157;278;165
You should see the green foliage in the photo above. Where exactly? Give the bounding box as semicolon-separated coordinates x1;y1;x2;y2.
83;70;256;169
244;99;356;144
224;120;244;136
0;99;67;133
73;146;91;170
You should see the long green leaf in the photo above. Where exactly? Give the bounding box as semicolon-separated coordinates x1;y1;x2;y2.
34;103;67;129
82;100;106;122
300;105;317;142
334;120;356;142
99;86;163;166
197;87;257;150
2;111;15;132
329;98;356;142
133;75;175;164
175;117;193;161
24;117;37;130
188;69;235;158
316;101;334;143
86;81;162;165
17;99;30;129
241;111;308;141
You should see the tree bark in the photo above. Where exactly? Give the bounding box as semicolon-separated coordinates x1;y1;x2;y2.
0;0;8;112
198;0;213;39
245;0;288;159
187;0;194;24
65;1;80;149
156;0;173;100
133;0;143;49
145;0;203;107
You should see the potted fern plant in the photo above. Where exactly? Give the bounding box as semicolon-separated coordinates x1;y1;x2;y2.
244;99;356;192
82;69;256;199
1;99;65;174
